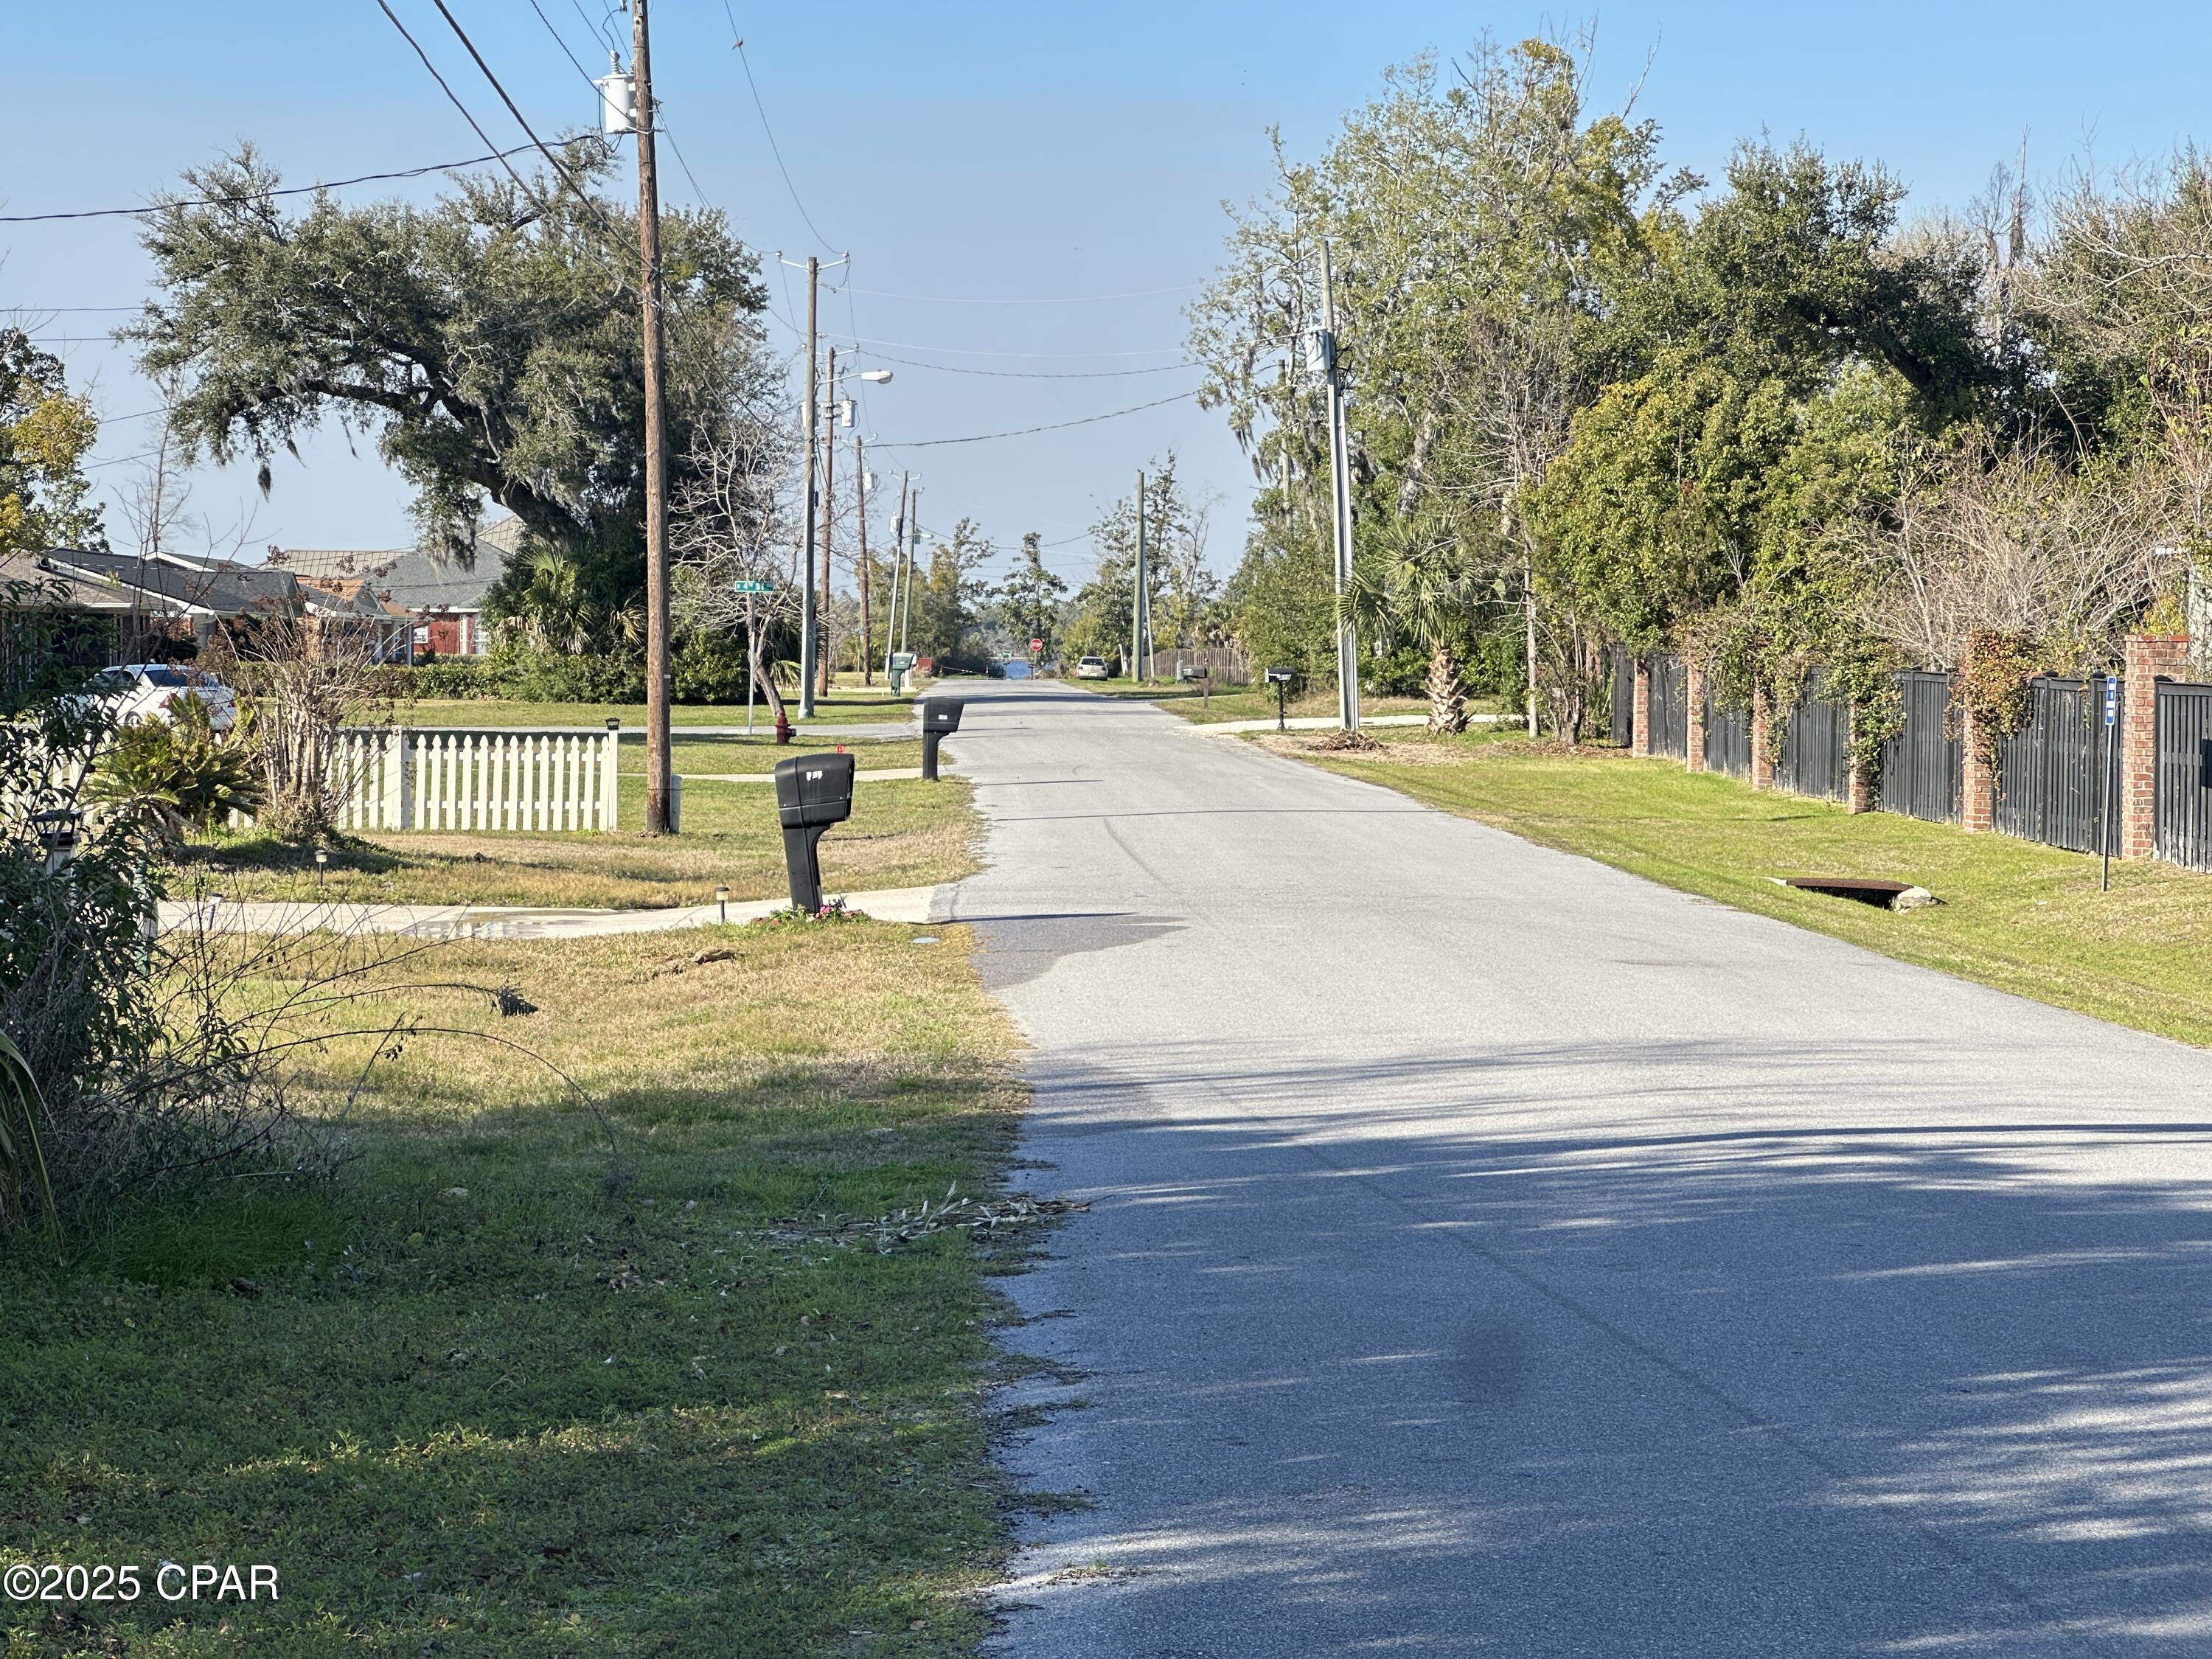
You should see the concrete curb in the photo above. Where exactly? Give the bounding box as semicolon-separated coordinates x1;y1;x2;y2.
156;884;945;940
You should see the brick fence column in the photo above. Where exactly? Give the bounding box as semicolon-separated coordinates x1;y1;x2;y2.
2122;633;2189;860
1750;688;1775;790
1961;709;1995;833
1630;659;1652;758
1684;658;1707;773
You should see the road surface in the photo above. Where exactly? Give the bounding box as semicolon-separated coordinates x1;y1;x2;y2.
937;680;2212;1658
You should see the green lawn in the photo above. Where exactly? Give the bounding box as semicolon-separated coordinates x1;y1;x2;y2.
1077;678;1445;726
616;735;925;777
0;922;1032;1655
396;687;917;730
181;772;977;908
1281;730;2212;1046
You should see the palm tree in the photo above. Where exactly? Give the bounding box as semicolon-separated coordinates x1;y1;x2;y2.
515;550;594;653
1342;511;1482;734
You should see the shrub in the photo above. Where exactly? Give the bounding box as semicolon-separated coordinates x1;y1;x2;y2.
371;658;501;700
488;641;646;704
674;630;752;704
83;696;264;840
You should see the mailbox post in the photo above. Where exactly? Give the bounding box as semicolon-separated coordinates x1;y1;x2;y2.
771;751;858;914
920;695;963;781
1266;667;1294;732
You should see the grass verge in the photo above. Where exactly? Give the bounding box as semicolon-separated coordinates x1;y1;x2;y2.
1079;680;1450;726
177;773;980;909
0;919;1030;1656
396;689;917;730
1283;729;2212;1047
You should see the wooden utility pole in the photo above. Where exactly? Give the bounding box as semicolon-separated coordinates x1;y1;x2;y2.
818;346;838;698
856;434;872;685
632;0;672;832
799;256;820;719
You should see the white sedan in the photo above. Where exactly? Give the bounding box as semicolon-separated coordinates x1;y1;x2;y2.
1074;655;1110;680
88;664;237;731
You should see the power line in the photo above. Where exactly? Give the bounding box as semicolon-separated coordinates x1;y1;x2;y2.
526;0;599;88
372;0;578;234
844;282;1203;305
855;347;1202;380
0;144;538;223
727;20;838;252
844;334;1189;361
869;390;1196;449
426;0;621;240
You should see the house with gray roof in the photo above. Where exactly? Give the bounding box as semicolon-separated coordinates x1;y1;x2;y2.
265;515;521;658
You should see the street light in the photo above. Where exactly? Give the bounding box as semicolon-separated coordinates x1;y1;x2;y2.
858;369;893;384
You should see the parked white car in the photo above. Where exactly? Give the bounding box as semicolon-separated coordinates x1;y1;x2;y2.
88;664;237;731
1074;655;1110;680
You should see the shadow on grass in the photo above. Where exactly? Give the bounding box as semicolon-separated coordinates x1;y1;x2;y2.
1;1051;1022;1658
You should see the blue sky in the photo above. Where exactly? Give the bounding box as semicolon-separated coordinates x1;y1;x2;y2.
8;1;2212;582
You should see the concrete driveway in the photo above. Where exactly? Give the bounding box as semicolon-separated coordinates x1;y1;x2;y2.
937;680;2212;1658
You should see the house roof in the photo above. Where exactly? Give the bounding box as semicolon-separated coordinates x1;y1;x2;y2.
35;548;305;617
267;515;520;615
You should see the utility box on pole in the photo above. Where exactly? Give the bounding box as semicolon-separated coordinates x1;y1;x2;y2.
772;752;857;914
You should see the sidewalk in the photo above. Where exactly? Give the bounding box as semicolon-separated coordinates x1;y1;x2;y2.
156;884;944;939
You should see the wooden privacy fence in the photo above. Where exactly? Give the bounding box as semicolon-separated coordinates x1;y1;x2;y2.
324;726;623;833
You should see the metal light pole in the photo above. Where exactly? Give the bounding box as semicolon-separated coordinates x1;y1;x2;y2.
1318;240;1359;732
1133;470;1147;682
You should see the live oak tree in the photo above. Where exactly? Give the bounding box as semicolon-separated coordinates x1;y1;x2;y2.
125;145;773;612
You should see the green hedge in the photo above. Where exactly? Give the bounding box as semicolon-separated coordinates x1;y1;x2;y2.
374;637;759;706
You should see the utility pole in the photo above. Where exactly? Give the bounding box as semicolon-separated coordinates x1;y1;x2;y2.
856;434;872;686
1524;551;1539;738
885;473;908;680
818;346;839;699
1321;239;1359;732
1132;470;1147;682
632;0;674;830
902;488;919;655
799;255;820;720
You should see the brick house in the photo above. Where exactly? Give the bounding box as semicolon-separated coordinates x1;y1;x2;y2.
265;515;520;661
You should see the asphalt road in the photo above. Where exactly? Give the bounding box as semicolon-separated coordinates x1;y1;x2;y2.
937;680;2212;1658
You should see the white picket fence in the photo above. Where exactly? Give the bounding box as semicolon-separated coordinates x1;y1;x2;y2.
325;726;624;833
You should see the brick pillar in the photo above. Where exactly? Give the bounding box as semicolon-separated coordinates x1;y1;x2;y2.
1846;704;1877;814
1684;659;1707;773
2122;634;2189;860
1961;708;1995;833
1630;660;1652;758
1750;688;1775;790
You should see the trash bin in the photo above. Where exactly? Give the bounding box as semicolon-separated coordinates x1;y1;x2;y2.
921;696;964;781
771;751;857;913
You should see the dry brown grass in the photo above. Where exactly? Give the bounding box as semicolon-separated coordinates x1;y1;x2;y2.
182;776;982;908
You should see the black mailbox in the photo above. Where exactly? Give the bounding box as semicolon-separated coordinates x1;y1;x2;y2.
920;696;964;781
1265;667;1295;730
771;752;856;912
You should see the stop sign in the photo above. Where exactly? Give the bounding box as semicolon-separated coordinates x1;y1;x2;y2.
1029;638;1043;652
